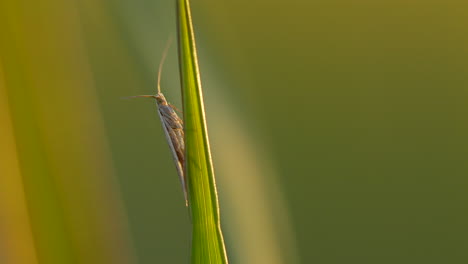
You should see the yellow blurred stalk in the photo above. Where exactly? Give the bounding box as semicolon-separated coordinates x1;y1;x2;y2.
0;59;39;264
0;0;135;264
208;91;300;264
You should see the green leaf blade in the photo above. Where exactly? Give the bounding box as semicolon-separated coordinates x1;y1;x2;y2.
176;0;228;263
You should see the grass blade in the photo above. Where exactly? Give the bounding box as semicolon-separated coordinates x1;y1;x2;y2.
176;0;228;263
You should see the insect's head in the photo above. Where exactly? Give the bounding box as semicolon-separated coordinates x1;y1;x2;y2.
155;93;167;105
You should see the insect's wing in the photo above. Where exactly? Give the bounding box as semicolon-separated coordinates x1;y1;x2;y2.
157;105;188;205
159;105;184;157
161;104;183;129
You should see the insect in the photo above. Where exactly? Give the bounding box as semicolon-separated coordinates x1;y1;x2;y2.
128;38;188;206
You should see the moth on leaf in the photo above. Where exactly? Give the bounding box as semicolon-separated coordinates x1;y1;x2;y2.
127;39;188;205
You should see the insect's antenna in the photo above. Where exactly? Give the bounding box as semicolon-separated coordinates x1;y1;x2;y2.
121;95;156;100
157;36;173;94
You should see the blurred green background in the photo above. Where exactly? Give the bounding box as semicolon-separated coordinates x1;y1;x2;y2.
1;0;467;263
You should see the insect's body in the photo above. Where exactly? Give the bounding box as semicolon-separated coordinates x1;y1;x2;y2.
154;93;187;204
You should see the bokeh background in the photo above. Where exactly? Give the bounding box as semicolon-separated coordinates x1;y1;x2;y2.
1;0;467;263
